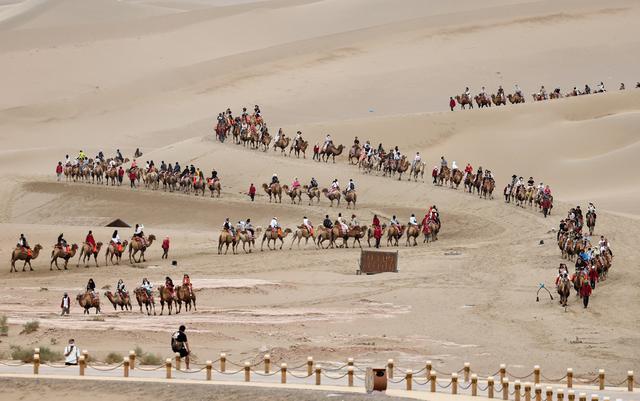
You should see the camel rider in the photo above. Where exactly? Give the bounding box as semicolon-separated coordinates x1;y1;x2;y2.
116;279;127;297
217;113;224;123
353;136;360;147
451;161;458;173
97;150;104;161
337;213;349;234
440;156;447;174
348;214;358;229
57;233;68;251
241;107;248;122
497;85;504;96
393;146;401;161
65;154;71;166
539;85;547;99
479;86;487;98
237;220;246;234
313;216;327;231
322;134;332;152
303;216;313;234
114;149;123;162
86;278;96;295
271;174;279;185
310;177;318;189
390;215;400;229
189;165;195;175
514;84;522;97
173;163;180;174
78;150;86;161
544;185;551;195
160;161;167;172
346;179;355;193
275;128;282;144
85;231;97;253
17;234;30;250
183;274;193;296
408;214;418;227
254;104;261;114
556;264;569;285
464;87;471;99
165;277;176;297
331;179;340;194
223;218;235;236
141;278;153;298
527;177;535;187
516;176;524;189
245;218;255;238
292;177;301;190
363;141;371;154
463;163;473;181
412;152;421;170
293;131;302;148
588;203;596;217
485;170;494;180
144;161;150;171
598;82;605;92
133;224;146;246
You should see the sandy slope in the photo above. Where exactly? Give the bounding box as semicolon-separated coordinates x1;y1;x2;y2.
0;0;639;388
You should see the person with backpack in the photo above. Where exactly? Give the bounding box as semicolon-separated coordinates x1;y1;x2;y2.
171;325;190;369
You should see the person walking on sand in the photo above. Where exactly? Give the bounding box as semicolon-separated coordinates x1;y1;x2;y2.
248;183;256;201
171;325;190;370
449;97;456;111
56;162;63;181
64;339;80;365
60;292;70;316
162;236;170;259
580;279;592;309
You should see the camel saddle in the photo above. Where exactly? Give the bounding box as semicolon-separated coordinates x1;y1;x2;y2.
17;247;33;257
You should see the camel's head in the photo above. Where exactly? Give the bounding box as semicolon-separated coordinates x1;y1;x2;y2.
122;240;129;247
284;228;292;234
262;183;269;190
148;234;156;242
281;185;289;192
71;244;79;251
321;188;328;194
34;244;43;252
104;291;113;298
96;242;103;249
76;294;83;301
302;185;309;190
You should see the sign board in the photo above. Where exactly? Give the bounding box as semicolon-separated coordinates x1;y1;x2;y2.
357;250;398;275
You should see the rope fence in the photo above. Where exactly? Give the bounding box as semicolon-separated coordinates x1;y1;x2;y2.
3;349;635;398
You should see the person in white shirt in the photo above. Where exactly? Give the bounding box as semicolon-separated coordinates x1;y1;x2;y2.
412;152;421;170
64;339;80;365
451;161;458;172
331;179;340;193
270;217;279;230
60;293;70;316
515;84;522;97
408;214;418;226
303;216;313;233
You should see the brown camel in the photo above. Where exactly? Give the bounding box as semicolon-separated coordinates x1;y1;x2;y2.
134;287;156;315
455;94;473;109
104;290;132;311
491;93;507;106
273;137;290;155
260;131;272;151
410;162;426;182
474;95;492;108
10;244;43;272
282;184;302;205
348;145;362;164
208;178;221;198
77;292;100;314
396;157;410;181
342;190;357;209
218;229;237;255
437;166;451;186
77;242;103;268
423;220;440;243
262;183;282;203
158;285;177;315
330;225;366;248
507;93;526;104
481;178;495;199
260;228;292;251
50;244;78;271
315;226;333;249
557;276;571;307
320;144;345;163
289;140;308;158
386;225;405;247
366;224;386;247
303;185;320;205
192;178;206;196
450;169;463;189
289;226;315;249
321;188;341;207
586;211;596;236
405;225;421;246
234;227;261;254
128;235;156;263
176;285;197;313
105;240;128;265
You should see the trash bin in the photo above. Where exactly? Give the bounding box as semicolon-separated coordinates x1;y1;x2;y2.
365;367;388;393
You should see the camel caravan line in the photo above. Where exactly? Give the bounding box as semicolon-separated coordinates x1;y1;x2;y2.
503;177;554;217
555;205;613;308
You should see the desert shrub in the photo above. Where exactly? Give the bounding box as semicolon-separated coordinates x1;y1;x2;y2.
0;315;8;336
104;352;124;364
10;345;62;363
134;346;163;366
20;320;39;335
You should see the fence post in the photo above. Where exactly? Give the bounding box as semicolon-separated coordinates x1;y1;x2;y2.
628;371;634;392
387;359;394;379
33;354;40;375
347;358;354;367
129;350;136;371
406;370;413;391
578;393;586;401
567;390;575;401
515;380;522;401
79;355;85;376
464;362;471;382
281;363;287;384
348;366;354;387
220;353;226;373
206;360;212;381
82;350;89;363
557;388;564;401
175;352;181;371
430;371;437;392
535;384;542;401
590;394;598;401
307;357;313;376
244;362;250;382
524;383;532;401
426;360;432;379
546;387;553;401
315;365;321;385
488;377;495;399
598;370;605;390
165;358;172;379
452;373;458;395
123;358;130;378
567;368;573;388
471;374;478;396
534;366;541;384
500;364;507;382
264;354;270;374
503;378;510;400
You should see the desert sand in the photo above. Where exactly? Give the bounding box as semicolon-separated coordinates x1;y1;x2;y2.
0;0;639;397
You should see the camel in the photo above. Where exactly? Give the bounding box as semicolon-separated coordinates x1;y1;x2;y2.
260;228;292;251
105;240;128;265
218;230;237;255
290;226;316;249
282;185;302;205
515;186;527;207
410;162;426;182
405;225;421;246
557;276;571;307
289;139;308;158
259;130;272;151
234;227;262;254
10;244;43;272
303;185;320;205
104;291;132;311
77;242;103;268
491;93;506;106
396;157;409;181
77;292;100;314
315;226;334;249
423;220;440;243
437;166;451;186
273;137;290;155
321;188;341;207
192;178;206;196
208;178;221;198
134;287;156;315
450;169;463;189
455;94;473;109
262;183;282;203
342;190;357;209
320;144;344;163
507;93;526;104
586;212;596;236
464;173;476;193
330;225;367;248
366;224;386;247
386;225;405;247
481;178;495;200
176;285;197;313
50;244;78;271
348;145;362;164
128;235;156;263
474;95;492;108
158;285;177;315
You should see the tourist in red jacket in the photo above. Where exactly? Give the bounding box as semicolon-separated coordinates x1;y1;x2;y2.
580;280;592;308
